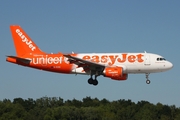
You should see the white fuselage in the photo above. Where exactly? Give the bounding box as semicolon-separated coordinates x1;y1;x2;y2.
72;53;173;75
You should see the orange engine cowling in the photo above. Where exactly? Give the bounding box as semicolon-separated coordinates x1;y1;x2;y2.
103;67;128;80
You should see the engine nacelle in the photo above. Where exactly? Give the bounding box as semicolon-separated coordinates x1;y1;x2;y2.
103;67;128;80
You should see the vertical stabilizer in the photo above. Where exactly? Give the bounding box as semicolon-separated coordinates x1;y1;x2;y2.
10;25;45;57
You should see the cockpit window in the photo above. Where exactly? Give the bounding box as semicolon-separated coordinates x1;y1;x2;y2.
157;58;166;61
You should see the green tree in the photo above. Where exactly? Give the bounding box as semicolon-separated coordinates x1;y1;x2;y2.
82;107;102;120
135;103;156;120
0;102;27;120
0;97;180;119
44;108;55;120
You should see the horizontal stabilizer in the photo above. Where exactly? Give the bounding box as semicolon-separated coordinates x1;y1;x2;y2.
6;56;31;64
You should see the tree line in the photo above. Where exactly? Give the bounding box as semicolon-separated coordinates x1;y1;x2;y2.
0;96;180;120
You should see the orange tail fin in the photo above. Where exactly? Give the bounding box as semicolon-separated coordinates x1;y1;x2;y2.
10;25;45;57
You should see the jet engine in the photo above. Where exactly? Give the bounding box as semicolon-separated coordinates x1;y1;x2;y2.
103;67;128;80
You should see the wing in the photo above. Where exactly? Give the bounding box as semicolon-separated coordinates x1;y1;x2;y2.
64;54;105;74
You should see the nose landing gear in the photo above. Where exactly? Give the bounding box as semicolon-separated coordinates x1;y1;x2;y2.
146;73;151;84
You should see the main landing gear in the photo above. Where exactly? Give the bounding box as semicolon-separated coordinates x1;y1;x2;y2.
146;73;151;84
88;75;99;86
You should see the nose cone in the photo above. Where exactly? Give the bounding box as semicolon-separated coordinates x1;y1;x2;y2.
166;61;173;70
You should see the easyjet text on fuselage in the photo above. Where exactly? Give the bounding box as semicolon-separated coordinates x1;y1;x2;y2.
82;54;144;65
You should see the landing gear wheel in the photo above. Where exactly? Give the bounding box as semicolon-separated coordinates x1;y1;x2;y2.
146;80;151;84
93;80;98;86
88;72;99;86
88;78;93;84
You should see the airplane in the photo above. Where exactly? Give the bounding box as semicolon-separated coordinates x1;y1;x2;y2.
6;25;173;86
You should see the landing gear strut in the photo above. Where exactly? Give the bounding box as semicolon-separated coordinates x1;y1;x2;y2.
145;73;151;84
